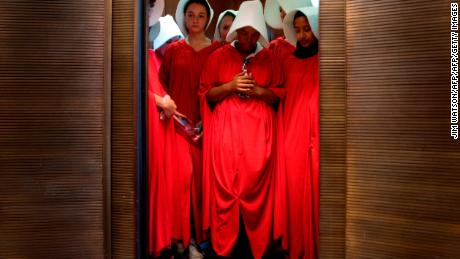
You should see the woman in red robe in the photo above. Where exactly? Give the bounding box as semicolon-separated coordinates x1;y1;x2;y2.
148;10;186;256
147;48;176;257
159;0;221;249
282;6;320;259
199;1;287;258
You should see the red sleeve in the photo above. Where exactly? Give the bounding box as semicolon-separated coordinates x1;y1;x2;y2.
198;49;221;238
198;50;221;114
269;37;295;66
266;51;286;100
148;50;166;97
159;44;174;92
264;50;288;249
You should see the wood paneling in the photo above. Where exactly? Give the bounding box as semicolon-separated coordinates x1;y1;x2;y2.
346;1;460;258
319;0;347;258
111;0;139;257
0;1;108;258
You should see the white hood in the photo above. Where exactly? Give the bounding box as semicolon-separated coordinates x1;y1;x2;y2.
226;0;269;48
153;15;184;50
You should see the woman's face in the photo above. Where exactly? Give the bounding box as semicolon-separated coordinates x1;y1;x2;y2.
236;26;260;53
185;3;208;34
218;15;235;41
294;15;316;48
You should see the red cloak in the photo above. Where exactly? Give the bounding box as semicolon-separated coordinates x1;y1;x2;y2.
269;37;295;64
199;44;287;259
147;49;175;256
159;40;222;245
283;53;320;259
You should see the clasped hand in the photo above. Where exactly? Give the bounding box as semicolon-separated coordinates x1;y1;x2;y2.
229;72;262;97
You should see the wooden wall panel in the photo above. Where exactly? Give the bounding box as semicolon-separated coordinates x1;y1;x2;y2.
346;1;460;258
111;0;139;257
0;1;108;258
319;0;347;258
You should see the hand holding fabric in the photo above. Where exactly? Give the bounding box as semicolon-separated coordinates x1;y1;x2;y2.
158;94;177;118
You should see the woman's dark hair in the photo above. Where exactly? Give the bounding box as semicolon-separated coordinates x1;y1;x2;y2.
293;10;308;24
183;0;211;18
223;11;236;20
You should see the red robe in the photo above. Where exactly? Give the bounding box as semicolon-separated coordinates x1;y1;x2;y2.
283;53;320;259
199;44;287;259
159;39;222;245
269;37;295;65
147;49;175;256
